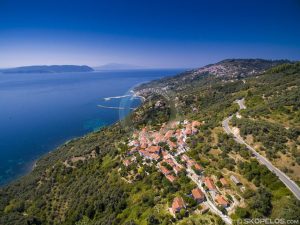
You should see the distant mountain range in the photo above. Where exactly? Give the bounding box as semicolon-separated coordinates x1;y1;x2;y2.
1;65;94;74
94;63;145;70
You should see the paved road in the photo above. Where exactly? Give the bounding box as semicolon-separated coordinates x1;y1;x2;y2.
236;98;246;110
170;153;232;224
222;99;300;201
187;168;232;225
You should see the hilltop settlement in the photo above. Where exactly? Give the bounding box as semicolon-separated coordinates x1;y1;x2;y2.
120;119;244;223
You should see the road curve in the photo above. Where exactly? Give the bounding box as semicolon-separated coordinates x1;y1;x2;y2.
222;99;300;200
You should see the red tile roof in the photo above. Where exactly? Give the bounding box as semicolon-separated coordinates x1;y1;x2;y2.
160;165;171;175
192;188;205;200
192;121;201;127
164;130;174;139
176;129;182;136
146;145;161;154
139;150;160;161
168;141;177;149
166;174;176;183
164;158;176;167
186;129;192;135
220;178;229;186
194;163;203;171
154;133;164;143
130;146;138;151
140;143;148;149
187;159;196;167
204;177;216;191
162;150;168;158
215;195;228;207
178;138;185;145
172;197;186;213
150;154;160;161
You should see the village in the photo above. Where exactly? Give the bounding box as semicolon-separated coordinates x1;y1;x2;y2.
121;119;244;223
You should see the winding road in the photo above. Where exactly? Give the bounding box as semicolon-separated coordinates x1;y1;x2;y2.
222;99;300;200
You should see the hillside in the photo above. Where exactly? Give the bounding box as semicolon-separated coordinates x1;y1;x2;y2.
1;65;94;74
0;59;299;225
134;59;290;95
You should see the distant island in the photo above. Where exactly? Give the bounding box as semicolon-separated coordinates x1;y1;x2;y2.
1;65;94;74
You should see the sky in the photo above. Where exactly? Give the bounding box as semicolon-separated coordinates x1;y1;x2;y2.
0;0;299;68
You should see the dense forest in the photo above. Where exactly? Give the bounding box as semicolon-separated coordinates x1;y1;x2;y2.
0;59;299;225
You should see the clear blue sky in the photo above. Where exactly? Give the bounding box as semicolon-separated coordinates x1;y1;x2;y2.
0;0;299;68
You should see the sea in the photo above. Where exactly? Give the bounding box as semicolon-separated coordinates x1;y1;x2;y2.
0;69;183;186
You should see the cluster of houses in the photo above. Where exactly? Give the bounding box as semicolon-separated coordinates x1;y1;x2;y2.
123;120;202;183
203;177;230;207
121;119;242;219
124;120;201;164
170;176;231;216
171;187;205;215
125;120;201;164
180;154;203;172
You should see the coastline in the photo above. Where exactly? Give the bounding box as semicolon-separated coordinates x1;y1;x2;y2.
2;89;147;187
0;69;182;188
131;90;146;102
97;104;137;110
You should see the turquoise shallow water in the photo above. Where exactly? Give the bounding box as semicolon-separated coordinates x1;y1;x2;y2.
0;69;183;186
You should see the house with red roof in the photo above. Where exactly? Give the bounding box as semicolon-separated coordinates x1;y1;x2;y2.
166;174;176;183
139;150;160;161
164;130;174;140
140;143;147;149
192;188;205;203
185;129;192;135
167;140;177;149
215;195;229;207
186;159;196;167
193;163;203;172
204;177;217;191
146;145;161;154
220;178;229;187
192;121;201;127
153;133;165;144
164;158;176;167
171;197;186;214
159;165;171;176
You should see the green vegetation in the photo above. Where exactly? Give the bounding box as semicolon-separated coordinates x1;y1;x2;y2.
1;59;300;224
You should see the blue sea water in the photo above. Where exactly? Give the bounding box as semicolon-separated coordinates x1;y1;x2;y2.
0;69;183;186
